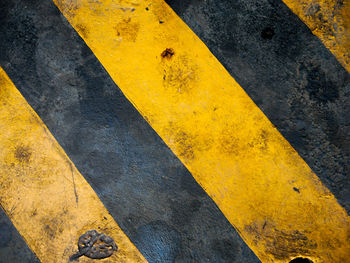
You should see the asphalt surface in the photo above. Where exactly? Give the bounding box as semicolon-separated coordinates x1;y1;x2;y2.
0;0;349;262
165;0;350;213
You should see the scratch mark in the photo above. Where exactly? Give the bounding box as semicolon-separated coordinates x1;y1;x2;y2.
69;163;79;205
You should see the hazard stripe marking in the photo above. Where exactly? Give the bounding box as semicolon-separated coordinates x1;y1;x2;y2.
0;67;147;263
0;0;261;261
283;0;350;72
54;0;350;262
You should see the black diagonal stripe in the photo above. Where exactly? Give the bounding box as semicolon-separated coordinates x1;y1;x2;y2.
0;0;260;262
0;207;39;263
166;0;350;213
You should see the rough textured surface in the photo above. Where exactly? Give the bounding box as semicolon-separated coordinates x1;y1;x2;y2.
166;0;350;213
0;0;349;262
282;0;350;72
52;0;349;261
0;208;39;263
0;67;147;263
0;0;259;262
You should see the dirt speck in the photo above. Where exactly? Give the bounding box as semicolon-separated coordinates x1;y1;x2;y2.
293;187;300;193
161;48;175;59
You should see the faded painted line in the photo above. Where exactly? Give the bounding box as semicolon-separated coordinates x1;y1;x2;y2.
53;0;350;262
282;0;350;72
0;67;147;263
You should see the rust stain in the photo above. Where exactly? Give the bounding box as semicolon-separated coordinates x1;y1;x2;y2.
161;48;175;59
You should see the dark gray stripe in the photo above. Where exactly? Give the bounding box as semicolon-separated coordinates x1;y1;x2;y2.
0;207;39;263
0;0;260;262
165;0;350;213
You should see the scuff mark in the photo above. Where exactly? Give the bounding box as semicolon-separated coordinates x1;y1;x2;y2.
293;187;300;193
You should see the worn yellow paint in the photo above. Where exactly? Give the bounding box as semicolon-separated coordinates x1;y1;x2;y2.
282;0;350;72
53;0;350;262
0;67;147;263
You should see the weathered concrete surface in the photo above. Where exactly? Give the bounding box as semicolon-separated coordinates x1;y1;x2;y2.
0;0;259;262
52;0;350;261
0;208;39;263
0;0;348;262
166;0;350;213
0;67;147;263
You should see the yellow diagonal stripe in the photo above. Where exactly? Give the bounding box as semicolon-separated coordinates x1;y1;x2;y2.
53;0;350;262
0;67;146;263
283;0;350;72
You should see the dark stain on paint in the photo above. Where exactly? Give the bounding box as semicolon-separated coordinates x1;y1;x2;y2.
244;222;318;260
75;24;89;39
162;55;198;94
266;230;317;260
299;63;339;103
31;208;38;217
174;131;195;161
293;187;300;193
44;224;56;240
248;130;269;151
114;19;140;42
289;257;313;263
14;145;32;163
42;217;64;241
220;132;240;155
161;48;175;59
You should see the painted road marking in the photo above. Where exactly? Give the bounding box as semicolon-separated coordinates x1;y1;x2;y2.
54;0;350;262
0;0;260;260
0;67;147;263
163;0;350;214
282;0;350;72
